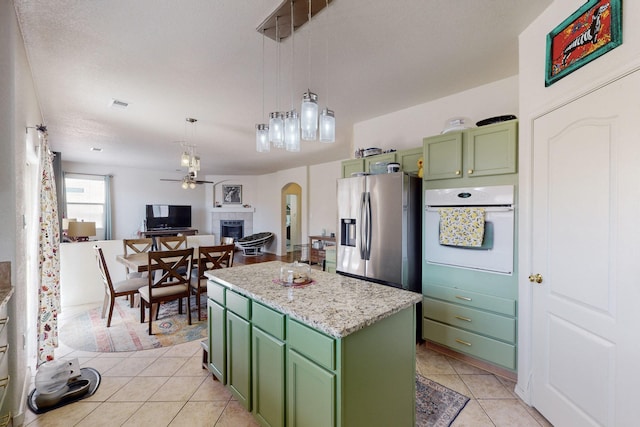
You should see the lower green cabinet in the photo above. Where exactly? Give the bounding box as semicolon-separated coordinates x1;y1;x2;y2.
226;310;251;409
252;327;285;427
287;349;336;427
207;299;226;383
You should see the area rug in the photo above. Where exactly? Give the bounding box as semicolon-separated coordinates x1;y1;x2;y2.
60;297;207;352
416;374;470;427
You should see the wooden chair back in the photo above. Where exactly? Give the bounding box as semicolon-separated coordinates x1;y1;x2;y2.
123;238;153;255
196;244;235;278
147;248;193;288
95;245;115;294
157;235;187;251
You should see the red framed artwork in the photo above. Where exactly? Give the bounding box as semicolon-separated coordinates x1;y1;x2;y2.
545;0;622;86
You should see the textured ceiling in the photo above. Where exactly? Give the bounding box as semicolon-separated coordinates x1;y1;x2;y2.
14;0;551;176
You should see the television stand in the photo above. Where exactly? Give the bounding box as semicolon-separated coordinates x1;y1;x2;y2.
141;228;198;249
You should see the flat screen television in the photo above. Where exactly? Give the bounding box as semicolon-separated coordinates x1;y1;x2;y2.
145;204;192;230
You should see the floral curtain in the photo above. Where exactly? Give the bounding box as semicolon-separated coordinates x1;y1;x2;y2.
37;126;60;364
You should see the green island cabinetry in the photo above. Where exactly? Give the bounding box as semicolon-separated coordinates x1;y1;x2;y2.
340;147;423;177
421;119;519;373
206;262;421;426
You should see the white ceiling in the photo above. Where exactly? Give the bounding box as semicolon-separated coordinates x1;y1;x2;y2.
14;0;551;176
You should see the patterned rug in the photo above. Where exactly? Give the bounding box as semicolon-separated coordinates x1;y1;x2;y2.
60;297;207;352
416;374;470;427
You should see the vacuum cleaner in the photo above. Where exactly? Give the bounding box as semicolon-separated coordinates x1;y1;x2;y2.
27;358;101;414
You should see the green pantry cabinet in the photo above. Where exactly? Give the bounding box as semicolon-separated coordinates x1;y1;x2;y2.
207;277;417;427
421;119;519;372
340;146;423;177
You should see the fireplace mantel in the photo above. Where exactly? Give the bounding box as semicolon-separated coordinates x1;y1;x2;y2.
211;207;255;213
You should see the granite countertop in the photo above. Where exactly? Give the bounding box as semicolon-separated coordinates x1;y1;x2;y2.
205;261;422;339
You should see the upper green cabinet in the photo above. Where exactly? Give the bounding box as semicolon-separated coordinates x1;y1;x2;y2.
340;147;424;177
364;152;396;173
340;159;364;178
396;147;423;175
423;120;518;181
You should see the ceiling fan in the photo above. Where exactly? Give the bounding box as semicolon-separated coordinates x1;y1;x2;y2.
161;172;213;189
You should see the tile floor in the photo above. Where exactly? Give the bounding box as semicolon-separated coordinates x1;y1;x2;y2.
23;331;552;426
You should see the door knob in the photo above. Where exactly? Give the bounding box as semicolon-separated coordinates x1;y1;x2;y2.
528;273;543;284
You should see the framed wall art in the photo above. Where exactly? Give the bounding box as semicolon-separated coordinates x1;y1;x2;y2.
222;184;242;204
545;0;622;86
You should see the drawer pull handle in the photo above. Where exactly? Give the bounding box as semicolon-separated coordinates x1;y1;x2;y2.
455;339;472;347
455;295;472;301
455;315;472;322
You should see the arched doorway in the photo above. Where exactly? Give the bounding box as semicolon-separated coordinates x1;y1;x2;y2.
281;183;302;255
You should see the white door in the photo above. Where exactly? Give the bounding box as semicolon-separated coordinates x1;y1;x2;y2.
531;71;640;426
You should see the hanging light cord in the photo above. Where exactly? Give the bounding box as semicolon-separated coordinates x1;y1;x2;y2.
276;16;280;112
261;29;266;119
290;0;295;109
325;0;330;107
307;0;312;90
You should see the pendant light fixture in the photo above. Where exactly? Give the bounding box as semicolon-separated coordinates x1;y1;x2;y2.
300;0;319;141
269;16;285;148
319;0;335;143
256;30;270;152
285;0;301;152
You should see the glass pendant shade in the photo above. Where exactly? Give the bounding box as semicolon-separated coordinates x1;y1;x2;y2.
269;112;284;147
256;124;270;152
180;151;190;167
319;108;335;143
285;110;300;152
300;91;318;141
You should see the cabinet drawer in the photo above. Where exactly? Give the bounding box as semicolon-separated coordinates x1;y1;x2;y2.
287;319;335;371
424;298;515;343
207;281;225;305
424;284;515;316
423;319;516;370
252;302;285;340
226;291;250;320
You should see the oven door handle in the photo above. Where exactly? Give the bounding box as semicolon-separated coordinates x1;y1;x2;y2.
425;206;514;212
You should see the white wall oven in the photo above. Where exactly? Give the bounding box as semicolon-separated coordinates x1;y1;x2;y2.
424;185;515;275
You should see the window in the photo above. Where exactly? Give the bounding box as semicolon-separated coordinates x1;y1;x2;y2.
64;174;107;239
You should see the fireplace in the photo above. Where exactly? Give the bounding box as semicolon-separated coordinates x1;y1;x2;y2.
220;220;244;241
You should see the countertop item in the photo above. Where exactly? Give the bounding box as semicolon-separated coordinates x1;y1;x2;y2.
205;261;421;338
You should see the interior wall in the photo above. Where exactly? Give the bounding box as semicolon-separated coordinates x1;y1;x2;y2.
516;0;640;405
352;75;520;155
2;0;43;421
62;162;210;239
308;160;341;237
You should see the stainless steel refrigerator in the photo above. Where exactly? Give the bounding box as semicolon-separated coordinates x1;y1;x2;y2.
336;172;421;292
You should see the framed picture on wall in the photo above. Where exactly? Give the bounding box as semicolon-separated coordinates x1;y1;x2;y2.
545;0;622;87
222;184;242;204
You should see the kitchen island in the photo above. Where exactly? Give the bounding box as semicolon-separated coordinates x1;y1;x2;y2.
205;261;422;427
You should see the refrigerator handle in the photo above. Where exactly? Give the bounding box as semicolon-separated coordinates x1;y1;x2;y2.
359;192;366;260
364;192;372;260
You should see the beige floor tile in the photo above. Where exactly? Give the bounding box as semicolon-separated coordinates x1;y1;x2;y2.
80;356;126;373
451;399;494;427
127;346;170;358
169;401;227;427
162;339;203;358
174;355;211;377
97;350;136;358
83;376;132;402
24;401;101;427
190;376;233;402
138;356;188;377
122;401;185;426
213;400;260;427
447;357;492;375
460;374;514;399
479;398;542;426
497;375;518;397
423;374;473;398
108;376;170;402
102;356;157;376
74;402;142;427
148;375;204;402
526;405;554;427
416;349;457;375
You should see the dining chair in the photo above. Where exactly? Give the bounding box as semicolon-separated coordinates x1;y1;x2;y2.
94;245;146;327
122;238;153;279
191;244;235;320
139;248;194;335
157;235;187;251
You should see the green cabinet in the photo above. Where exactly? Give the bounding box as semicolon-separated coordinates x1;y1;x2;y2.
287;349;336;427
207;298;226;383
340;159;364;177
423;120;517;181
252;303;286;427
227;310;251;409
364;152;396;173
396;146;423;175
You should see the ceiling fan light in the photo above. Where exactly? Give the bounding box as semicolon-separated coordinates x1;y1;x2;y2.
189;181;196;189
301;90;318;141
319;107;335;143
256;124;270;152
181;179;189;189
285;110;300;152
